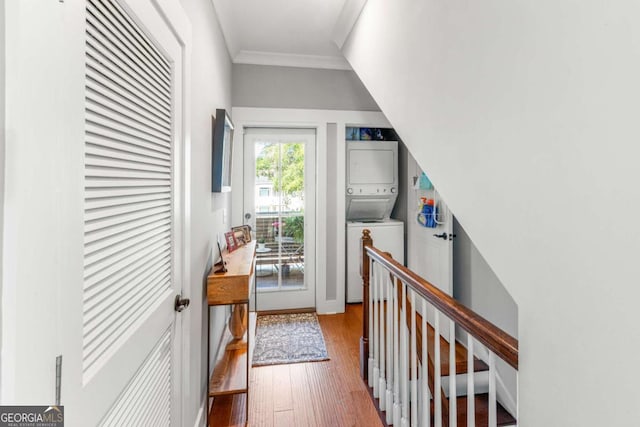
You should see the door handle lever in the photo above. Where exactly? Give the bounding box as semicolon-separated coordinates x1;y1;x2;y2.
433;232;448;240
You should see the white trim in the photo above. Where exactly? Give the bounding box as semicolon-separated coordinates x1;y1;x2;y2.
231;107;390;314
233;50;352;71
146;1;193;427
332;0;368;49
193;398;206;427
138;2;192;426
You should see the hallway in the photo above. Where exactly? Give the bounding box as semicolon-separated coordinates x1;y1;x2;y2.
210;304;383;426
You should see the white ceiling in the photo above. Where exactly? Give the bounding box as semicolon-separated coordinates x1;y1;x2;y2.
211;0;356;70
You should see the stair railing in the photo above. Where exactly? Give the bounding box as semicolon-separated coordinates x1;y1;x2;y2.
360;230;518;427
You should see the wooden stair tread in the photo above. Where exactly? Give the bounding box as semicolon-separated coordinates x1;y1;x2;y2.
381;302;488;376
446;393;516;427
425;322;489;376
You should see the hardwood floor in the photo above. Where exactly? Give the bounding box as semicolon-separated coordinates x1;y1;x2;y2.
209;303;383;427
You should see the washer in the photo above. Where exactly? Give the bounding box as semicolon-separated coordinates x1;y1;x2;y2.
346;219;404;303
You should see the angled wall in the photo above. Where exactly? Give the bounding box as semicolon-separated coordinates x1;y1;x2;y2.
342;1;640;425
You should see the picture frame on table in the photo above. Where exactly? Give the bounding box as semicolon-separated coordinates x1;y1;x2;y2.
231;225;251;245
224;231;238;252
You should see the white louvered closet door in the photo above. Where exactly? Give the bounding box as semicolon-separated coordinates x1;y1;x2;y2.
63;0;186;425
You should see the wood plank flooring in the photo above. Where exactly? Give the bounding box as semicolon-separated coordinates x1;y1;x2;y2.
210;303;383;427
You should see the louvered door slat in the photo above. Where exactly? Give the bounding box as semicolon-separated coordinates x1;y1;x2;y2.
84;265;170;336
95;0;170;76
84;246;170;300
83;268;171;355
85;31;170;109
84;229;170;278
84;198;171;222
85;218;171;258
84;279;171;374
86;55;171;121
86;143;170;168
86;128;170;158
85;205;171;234
86;186;170;201
85;155;170;174
87;112;170;150
85;192;170;211
99;330;171;427
87;100;171;143
83;0;174;388
86;80;172;134
87;0;171;84
86;9;171;98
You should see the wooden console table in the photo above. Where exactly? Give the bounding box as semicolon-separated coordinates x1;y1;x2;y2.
207;241;256;426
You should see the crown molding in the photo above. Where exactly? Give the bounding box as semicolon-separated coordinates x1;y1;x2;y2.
233;50;352;71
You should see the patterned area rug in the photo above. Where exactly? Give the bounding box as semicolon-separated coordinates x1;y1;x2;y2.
252;312;330;367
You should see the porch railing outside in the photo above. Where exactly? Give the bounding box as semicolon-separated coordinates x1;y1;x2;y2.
360;229;518;427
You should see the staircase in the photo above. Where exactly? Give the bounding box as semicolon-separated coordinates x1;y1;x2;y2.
360;230;518;427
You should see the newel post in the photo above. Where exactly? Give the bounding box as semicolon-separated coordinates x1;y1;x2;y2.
360;229;373;380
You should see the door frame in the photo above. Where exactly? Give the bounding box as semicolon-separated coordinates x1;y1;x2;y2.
230;108;392;314
243;128;317;311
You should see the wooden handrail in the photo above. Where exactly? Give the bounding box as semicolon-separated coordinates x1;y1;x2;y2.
363;241;518;370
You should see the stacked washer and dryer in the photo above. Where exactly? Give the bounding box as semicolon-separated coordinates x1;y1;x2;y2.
345;140;404;303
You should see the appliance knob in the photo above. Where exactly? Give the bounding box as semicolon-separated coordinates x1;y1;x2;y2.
347;188;353;194
391;187;397;194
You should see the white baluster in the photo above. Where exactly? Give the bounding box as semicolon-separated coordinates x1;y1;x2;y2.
401;282;409;427
421;299;430;427
449;319;457;426
378;265;386;408
488;352;497;427
467;335;475;427
410;290;418;426
433;310;442;427
373;263;380;397
393;278;401;427
386;272;394;422
368;259;374;387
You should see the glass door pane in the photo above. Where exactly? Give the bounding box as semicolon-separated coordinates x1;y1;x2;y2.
254;140;305;291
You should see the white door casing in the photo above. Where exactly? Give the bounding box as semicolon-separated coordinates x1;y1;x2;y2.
243;128;316;311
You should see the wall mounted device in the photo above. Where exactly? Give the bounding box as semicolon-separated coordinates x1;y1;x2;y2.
345;140;398;221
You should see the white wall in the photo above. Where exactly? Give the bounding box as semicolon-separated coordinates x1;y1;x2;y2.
453;217;518;412
2;0;86;404
342;1;640;425
179;0;232;425
0;0;5;392
232;64;379;111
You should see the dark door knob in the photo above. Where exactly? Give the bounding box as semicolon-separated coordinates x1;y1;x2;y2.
433;232;448;240
174;294;190;312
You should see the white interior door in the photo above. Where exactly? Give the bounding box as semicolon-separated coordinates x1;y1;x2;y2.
243;128;316;311
64;0;186;425
406;154;454;295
